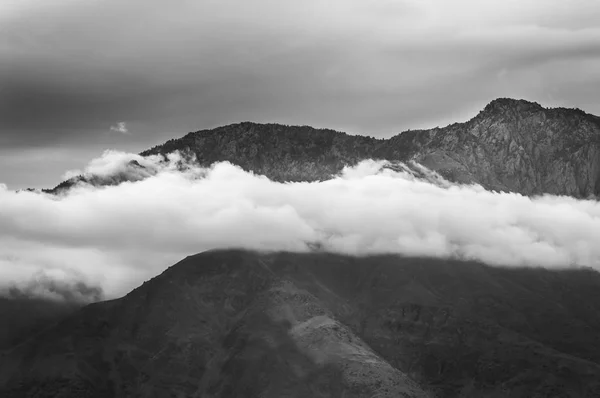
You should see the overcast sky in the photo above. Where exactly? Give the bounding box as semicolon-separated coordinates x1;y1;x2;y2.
2;0;600;189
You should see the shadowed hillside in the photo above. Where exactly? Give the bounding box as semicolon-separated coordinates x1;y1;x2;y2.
2;250;600;397
0;298;80;350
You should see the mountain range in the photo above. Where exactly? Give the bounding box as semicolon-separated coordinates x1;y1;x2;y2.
48;98;600;197
4;98;600;397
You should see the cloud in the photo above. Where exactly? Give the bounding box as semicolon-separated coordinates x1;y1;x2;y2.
59;150;193;185
110;122;129;134
1;269;103;304
2;151;600;300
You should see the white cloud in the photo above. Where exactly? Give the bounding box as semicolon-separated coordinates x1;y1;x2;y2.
2;151;600;299
110;122;128;134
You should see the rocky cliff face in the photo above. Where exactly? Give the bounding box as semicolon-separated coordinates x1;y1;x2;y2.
3;250;600;397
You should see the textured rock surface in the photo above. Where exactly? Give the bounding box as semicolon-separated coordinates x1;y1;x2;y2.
3;250;600;397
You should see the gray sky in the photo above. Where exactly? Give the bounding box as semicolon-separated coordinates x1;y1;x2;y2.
2;0;600;189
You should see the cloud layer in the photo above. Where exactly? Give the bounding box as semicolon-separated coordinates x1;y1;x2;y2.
2;151;600;300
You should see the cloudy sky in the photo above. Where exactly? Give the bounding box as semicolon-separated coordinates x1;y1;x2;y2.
1;0;600;189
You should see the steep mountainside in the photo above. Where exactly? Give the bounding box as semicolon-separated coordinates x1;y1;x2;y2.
3;250;600;397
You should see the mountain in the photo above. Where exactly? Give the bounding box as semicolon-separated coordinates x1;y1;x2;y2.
0;280;102;351
47;98;600;197
9;98;600;397
2;250;600;397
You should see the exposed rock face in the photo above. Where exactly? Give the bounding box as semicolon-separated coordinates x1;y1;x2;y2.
3;250;600;397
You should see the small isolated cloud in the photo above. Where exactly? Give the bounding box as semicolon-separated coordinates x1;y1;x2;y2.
2;151;600;300
109;121;129;134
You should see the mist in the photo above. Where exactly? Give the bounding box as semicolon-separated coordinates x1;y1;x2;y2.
2;150;600;299
1;270;103;304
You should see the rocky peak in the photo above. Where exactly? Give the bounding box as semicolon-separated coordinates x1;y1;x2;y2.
397;98;600;196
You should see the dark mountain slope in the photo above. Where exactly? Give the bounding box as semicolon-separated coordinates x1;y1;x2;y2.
2;250;600;397
0;297;80;350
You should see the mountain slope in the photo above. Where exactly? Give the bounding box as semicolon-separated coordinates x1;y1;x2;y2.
3;250;600;397
0;298;80;350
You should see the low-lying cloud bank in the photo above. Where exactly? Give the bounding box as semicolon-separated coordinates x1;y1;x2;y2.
1;270;103;304
2;150;600;299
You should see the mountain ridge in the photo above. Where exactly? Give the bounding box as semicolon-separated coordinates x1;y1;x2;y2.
44;98;600;198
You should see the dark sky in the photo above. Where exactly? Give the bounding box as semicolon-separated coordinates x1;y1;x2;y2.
2;0;600;189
